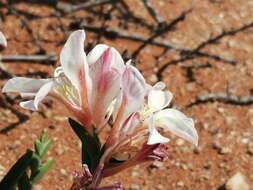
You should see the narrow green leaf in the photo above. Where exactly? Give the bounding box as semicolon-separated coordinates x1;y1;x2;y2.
30;159;54;185
68;118;101;172
0;150;33;190
30;154;40;177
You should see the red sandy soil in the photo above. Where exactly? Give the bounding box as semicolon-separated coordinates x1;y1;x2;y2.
0;0;253;189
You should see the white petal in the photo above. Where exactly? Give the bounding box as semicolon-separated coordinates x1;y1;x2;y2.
60;30;89;91
147;117;170;145
0;31;7;48
88;45;125;73
122;64;146;117
148;90;173;112
20;92;36;98
20;100;36;111
92;70;121;126
2;77;50;93
54;66;64;77
154;109;198;146
87;44;108;65
153;82;166;90
34;81;54;110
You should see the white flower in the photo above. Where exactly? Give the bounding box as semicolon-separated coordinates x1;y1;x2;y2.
141;83;198;146
2;30;125;129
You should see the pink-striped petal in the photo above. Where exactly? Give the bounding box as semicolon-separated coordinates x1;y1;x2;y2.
121;64;146;118
88;45;125;72
60;30;91;92
90;48;122;126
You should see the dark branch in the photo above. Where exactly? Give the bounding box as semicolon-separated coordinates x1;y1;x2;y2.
192;21;253;52
131;9;192;58
1;55;57;64
56;0;115;14
142;0;165;24
187;93;253;107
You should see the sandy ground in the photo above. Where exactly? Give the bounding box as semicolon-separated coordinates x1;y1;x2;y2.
0;0;253;189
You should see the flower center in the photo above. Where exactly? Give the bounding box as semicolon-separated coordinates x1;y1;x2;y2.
139;104;153;121
54;82;80;108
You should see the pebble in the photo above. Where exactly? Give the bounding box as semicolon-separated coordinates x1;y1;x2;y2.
176;181;185;187
246;143;253;155
0;164;5;180
148;74;158;83
130;184;140;190
149;160;164;169
240;138;249;145
8;140;21;150
33;185;43;190
226;172;250;190
60;169;68;177
176;139;185;146
131;171;140;177
213;142;231;155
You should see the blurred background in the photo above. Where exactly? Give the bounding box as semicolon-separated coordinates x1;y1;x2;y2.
0;0;253;189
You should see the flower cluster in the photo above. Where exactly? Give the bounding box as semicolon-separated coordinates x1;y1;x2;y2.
2;30;198;189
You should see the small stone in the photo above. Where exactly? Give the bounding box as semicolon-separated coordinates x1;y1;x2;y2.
131;171;139;177
156;184;164;189
213;142;231;155
60;169;68;177
44;110;53;118
246;143;253;155
176;181;184;187
33;185;43;190
217;107;225;113
148;74;158;83
203;162;211;170
219;147;232;155
150;160;164;169
130;184;140;190
9;140;21;150
203;123;209;130
56;145;66;156
240;138;249;145
226;172;250;190
176;139;185;146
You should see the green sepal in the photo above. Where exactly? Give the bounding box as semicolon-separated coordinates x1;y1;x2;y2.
68;118;102;173
30;159;54;185
0;150;33;190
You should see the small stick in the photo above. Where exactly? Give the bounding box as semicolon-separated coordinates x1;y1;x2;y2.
188;93;253;107
57;0;114;14
0;55;57;64
142;0;165;24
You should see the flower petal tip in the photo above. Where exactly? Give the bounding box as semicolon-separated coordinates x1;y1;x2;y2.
0;32;7;48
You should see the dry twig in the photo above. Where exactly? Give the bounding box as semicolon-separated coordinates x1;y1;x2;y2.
187;93;253;107
0;55;57;64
